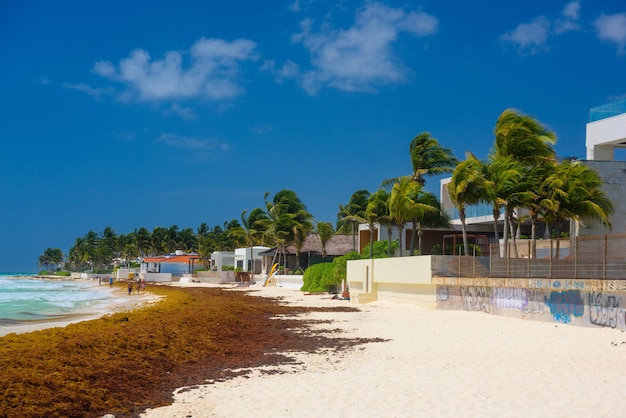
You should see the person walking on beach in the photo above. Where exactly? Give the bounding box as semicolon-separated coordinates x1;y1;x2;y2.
128;280;133;295
109;276;113;287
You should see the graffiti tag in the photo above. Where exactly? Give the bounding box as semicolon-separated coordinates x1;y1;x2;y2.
545;290;584;324
589;292;621;328
461;286;490;313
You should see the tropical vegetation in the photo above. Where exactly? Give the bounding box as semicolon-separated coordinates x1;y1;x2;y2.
40;108;614;271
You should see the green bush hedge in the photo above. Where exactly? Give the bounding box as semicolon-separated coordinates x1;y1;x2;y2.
301;263;335;293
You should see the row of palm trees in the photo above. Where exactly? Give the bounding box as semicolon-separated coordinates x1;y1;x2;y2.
59;190;320;273
336;132;457;258
447;109;613;258
336;109;613;260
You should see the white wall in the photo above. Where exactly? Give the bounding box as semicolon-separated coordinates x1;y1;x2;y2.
586;113;626;160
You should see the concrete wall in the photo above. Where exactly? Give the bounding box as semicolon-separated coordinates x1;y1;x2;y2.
142;272;172;282
348;257;436;307
435;277;626;330
348;255;626;330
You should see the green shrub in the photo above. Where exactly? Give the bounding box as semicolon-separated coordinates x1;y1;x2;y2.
38;270;51;275
362;240;399;258
301;263;335;293
54;271;71;276
332;251;363;284
222;265;234;271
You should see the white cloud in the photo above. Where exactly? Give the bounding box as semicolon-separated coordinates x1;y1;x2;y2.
555;1;581;34
594;13;626;54
501;16;551;54
271;2;438;94
562;1;580;19
93;37;257;102
157;133;230;152
251;124;273;135
163;103;197;120
501;2;582;54
62;82;113;99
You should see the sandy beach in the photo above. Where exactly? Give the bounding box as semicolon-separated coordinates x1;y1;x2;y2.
141;283;626;418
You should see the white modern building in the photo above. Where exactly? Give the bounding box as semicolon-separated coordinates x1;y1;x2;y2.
209;251;234;272
234;246;270;273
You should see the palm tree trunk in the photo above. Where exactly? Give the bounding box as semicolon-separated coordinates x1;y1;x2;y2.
492;209;500;243
409;220;417;256
509;212;519;258
418;227;423;256
530;212;538;259
351;221;356;252
396;224;404;257
503;206;510;258
460;209;469;256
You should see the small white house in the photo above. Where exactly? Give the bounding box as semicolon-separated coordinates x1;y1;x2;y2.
210;251;235;272
234;246;270;273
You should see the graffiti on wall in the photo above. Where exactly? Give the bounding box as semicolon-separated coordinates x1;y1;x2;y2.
437;286;448;301
522;289;545;316
492;287;525;310
461;286;490;313
544;290;584;324
490;288;545;316
437;284;626;330
588;292;622;328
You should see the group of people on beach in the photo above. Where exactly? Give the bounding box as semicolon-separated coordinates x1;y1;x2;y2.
128;277;146;295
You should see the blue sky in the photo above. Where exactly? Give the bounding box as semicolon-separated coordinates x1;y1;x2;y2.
1;0;625;272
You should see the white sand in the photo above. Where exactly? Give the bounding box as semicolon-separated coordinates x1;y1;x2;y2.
141;283;626;418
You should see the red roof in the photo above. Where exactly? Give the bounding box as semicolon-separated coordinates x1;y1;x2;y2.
143;254;200;263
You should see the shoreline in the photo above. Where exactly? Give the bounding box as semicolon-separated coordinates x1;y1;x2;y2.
0;277;161;337
142;282;626;417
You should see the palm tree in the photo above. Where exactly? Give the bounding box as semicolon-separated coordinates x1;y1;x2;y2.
539;159;613;257
410;191;450;256
135;227;151;258
409;132;459;185
388;177;422;256
316;222;334;258
482;155;524;242
263;190;313;271
493;109;557;257
370;189;395;256
494;109;557;166
177;228;197;252
229;209;265;272
337;190;370;251
363;190;390;258
447;153;488;255
38;248;63;271
383;132;458;188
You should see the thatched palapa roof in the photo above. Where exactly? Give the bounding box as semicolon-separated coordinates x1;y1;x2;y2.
258;234;355;257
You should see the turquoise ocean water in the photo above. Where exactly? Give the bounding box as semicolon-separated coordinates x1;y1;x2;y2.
0;273;121;334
